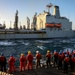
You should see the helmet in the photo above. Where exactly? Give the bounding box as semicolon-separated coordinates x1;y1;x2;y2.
47;50;50;53
21;53;24;56
1;53;3;56
36;51;39;54
28;51;31;54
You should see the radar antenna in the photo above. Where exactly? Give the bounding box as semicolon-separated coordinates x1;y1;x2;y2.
46;3;53;13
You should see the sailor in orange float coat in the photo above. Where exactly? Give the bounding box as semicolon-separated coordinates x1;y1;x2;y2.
20;53;26;71
0;53;7;72
71;54;75;72
8;55;16;73
26;51;33;70
36;51;42;68
54;50;58;67
66;50;69;55
46;50;51;68
58;52;63;70
63;54;69;73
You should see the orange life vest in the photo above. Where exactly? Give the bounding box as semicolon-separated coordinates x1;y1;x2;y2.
0;56;6;63
27;54;33;62
9;57;15;64
58;54;63;60
46;53;51;58
36;53;41;59
66;51;69;55
54;52;58;58
20;56;26;62
64;57;69;63
72;57;75;63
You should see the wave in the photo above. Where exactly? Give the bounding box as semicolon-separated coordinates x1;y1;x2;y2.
60;40;70;43
0;41;16;46
22;42;29;45
36;40;53;43
16;40;29;45
37;46;46;50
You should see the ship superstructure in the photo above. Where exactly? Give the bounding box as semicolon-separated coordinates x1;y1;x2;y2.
36;4;72;31
0;3;75;40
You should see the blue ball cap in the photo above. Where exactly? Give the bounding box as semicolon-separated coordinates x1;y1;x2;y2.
54;50;56;52
10;54;13;57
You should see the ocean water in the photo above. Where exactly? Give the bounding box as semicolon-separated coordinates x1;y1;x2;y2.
0;38;75;66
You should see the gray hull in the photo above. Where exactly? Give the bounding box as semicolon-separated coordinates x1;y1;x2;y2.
0;30;75;40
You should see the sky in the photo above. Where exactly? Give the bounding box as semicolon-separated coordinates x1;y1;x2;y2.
0;0;75;29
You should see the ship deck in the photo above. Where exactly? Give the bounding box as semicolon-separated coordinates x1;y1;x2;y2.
1;66;74;75
13;67;69;75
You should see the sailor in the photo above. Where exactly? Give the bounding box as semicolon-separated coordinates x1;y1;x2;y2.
26;51;33;70
46;50;51;68
53;50;58;67
0;53;7;72
69;54;74;72
20;53;26;71
57;51;63;70
36;51;42;68
63;54;69;73
66;49;69;55
62;52;65;61
8;54;16;73
71;53;75;72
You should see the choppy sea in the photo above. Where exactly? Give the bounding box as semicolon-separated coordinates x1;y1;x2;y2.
0;38;75;66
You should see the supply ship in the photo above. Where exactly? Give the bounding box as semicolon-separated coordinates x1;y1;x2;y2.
0;3;75;40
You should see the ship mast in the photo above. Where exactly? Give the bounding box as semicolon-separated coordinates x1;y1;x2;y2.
46;3;52;13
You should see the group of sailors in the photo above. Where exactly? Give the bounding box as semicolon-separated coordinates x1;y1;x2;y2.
0;50;75;74
52;50;75;73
